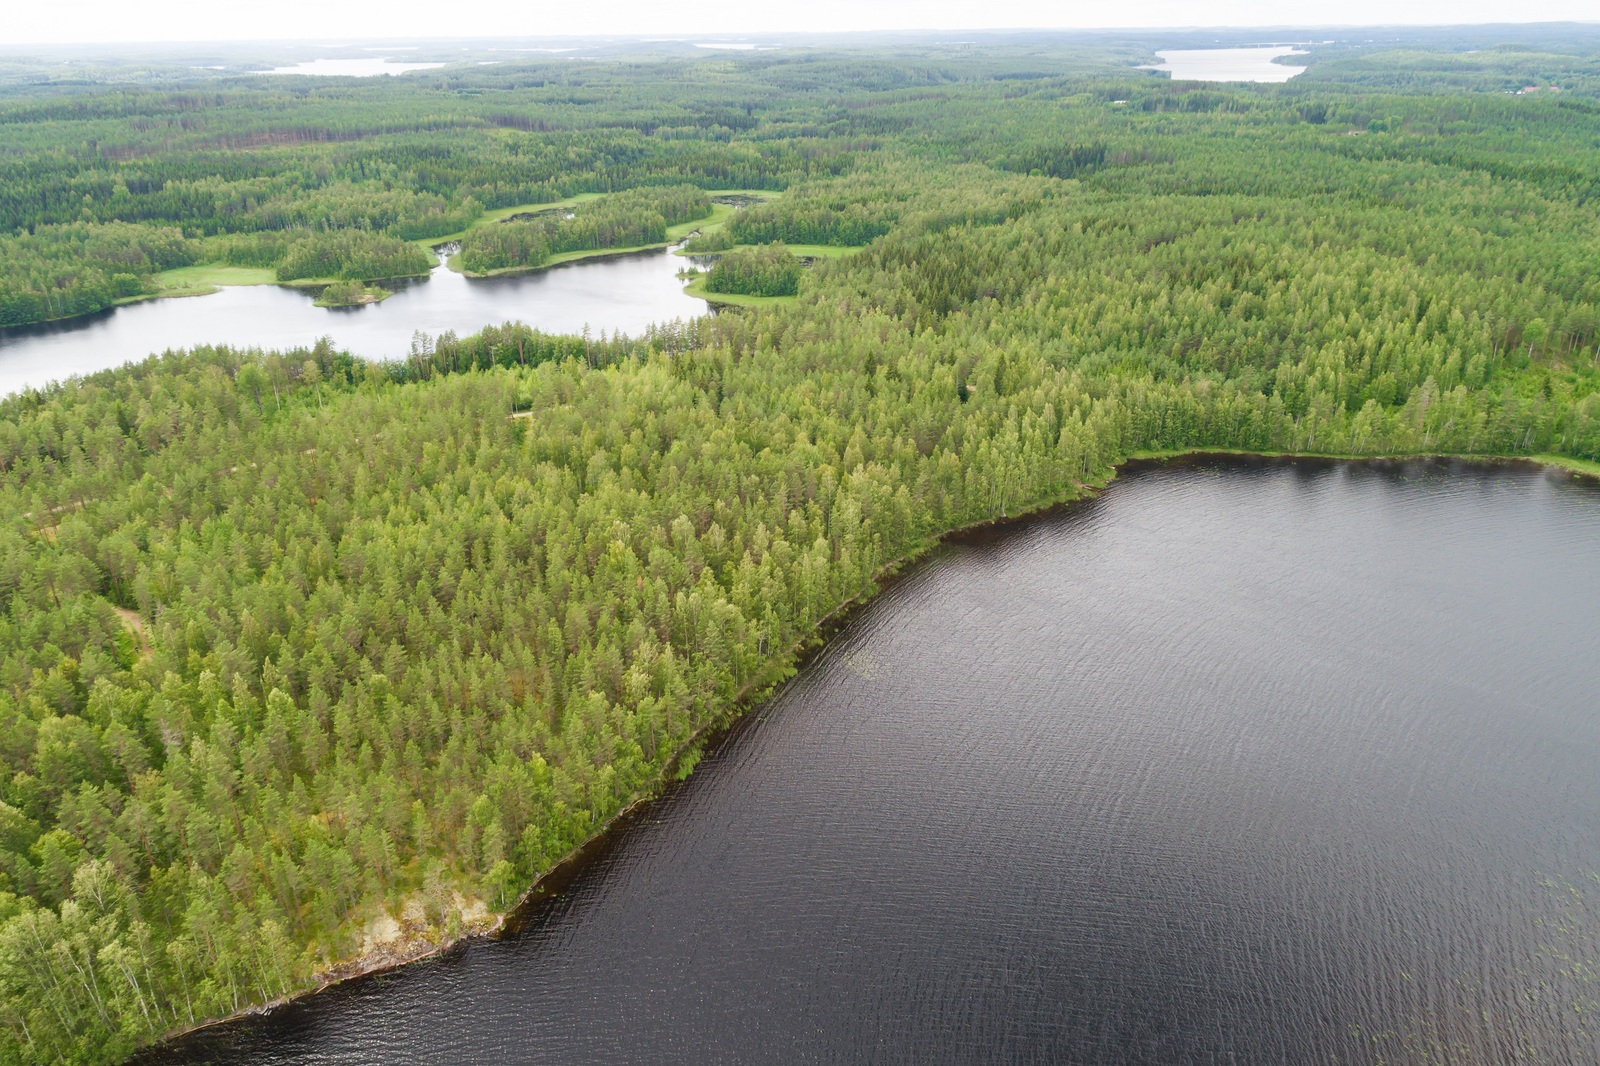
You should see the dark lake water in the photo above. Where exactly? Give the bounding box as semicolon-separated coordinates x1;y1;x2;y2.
154;457;1600;1064
0;247;706;398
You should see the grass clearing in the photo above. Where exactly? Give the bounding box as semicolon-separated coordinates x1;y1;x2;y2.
415;193;604;248
150;264;277;297
683;275;798;308
667;202;736;242
546;243;662;266
443;188;783;274
780;244;861;259
462;241;679;277
676;241;862;259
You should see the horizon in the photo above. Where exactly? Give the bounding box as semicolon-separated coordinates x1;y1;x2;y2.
4;3;1600;48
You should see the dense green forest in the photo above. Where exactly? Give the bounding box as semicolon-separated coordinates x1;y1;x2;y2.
704;242;802;297
3;30;1600;1064
5;31;1600;323
457;185;711;274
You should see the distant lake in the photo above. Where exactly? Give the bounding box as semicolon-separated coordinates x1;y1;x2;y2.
151;458;1600;1065
262;58;447;77
0;248;708;398
1151;47;1308;82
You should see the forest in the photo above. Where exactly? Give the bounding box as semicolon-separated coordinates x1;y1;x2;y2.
456;185;711;275
2;30;1600;1065
703;243;802;297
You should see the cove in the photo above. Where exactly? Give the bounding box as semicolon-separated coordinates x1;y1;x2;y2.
148;457;1600;1064
0;247;708;399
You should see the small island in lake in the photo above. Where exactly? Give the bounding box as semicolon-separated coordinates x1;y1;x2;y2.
313;280;393;307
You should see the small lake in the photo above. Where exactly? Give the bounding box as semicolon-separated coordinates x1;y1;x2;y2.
152;458;1600;1064
261;59;447;77
1151;46;1308;82
0;248;708;398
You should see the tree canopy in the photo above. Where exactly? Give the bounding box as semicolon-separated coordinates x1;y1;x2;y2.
2;34;1600;1064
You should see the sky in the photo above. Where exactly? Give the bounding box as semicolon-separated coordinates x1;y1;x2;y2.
3;0;1597;46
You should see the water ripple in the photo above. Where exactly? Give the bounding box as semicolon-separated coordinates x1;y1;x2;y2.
155;458;1600;1065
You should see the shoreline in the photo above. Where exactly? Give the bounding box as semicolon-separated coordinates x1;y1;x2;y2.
6;190;783;332
680;273;798;307
455;241;682;279
1124;447;1600;481
137;447;1597;1057
452;188;777;278
0;271;427;334
140;468;1111;1055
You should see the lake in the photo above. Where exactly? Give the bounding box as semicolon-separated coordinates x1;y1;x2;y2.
150;457;1600;1064
262;59;447;77
0;248;708;398
1151;46;1308;82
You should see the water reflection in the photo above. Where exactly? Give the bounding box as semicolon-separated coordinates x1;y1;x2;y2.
1150;46;1308;82
261;59;447;77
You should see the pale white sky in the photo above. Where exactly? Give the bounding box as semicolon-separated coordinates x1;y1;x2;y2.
3;0;1596;46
